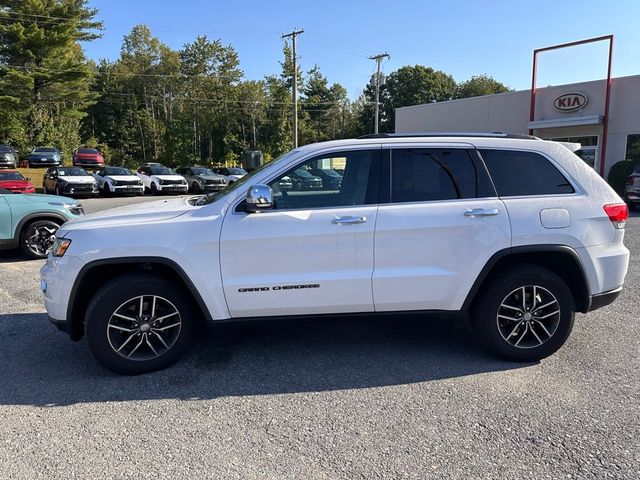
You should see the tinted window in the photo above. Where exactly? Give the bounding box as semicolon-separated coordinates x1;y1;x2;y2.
480;149;574;196
267;150;378;210
78;148;99;154
34;148;57;153
0;172;24;181
58;167;88;176
228;168;247;175
150;167;174;175
390;148;486;203
0;145;12;152
105;167;131;175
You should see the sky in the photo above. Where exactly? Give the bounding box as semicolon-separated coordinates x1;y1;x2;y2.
84;0;640;99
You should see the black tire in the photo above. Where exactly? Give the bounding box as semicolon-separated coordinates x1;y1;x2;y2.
42;184;48;194
85;273;196;375
293;181;303;191
192;182;200;194
623;195;636;210
19;219;60;259
55;185;62;196
471;265;575;362
150;182;159;195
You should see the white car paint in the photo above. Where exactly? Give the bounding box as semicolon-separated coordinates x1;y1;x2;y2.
136;171;188;194
93;174;144;194
42;136;629;330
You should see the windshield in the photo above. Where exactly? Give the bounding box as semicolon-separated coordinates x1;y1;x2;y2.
58;167;88;176
34;148;57;153
78;148;99;154
0;145;12;153
192;168;215;176
227;168;247;175
0;172;24;181
197;150;299;206
150;167;175;175
295;169;312;178
105;167;132;176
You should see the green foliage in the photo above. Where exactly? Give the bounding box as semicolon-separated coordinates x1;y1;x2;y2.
1;5;514;166
607;160;637;195
455;74;511;99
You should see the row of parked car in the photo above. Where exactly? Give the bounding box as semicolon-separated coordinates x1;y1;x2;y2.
0;144;108;169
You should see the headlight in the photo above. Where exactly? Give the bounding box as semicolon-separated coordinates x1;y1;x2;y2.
65;203;84;215
52;238;71;257
137;180;143;186
111;179;118;186
158;179;165;185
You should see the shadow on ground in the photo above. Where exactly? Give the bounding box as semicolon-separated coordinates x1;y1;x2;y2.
0;312;531;407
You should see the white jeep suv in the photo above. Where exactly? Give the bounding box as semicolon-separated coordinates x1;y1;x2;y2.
41;134;630;374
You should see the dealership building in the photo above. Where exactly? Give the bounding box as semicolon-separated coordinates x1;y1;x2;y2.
395;74;640;178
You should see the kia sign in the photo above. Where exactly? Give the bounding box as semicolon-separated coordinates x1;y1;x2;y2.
554;92;588;112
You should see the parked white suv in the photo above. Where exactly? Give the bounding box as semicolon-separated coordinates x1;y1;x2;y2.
136;163;188;195
41;134;630;374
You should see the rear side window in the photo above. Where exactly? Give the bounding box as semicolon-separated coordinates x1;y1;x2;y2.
390;148;491;203
479;149;575;196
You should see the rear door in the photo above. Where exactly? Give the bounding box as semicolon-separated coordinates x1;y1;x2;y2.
373;144;511;312
0;193;11;241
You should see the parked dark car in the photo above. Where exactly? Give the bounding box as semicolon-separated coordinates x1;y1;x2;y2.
624;163;640;210
28;147;61;168
175;166;228;194
0;144;18;169
73;147;105;168
43;166;98;197
0;170;36;194
309;168;343;190
288;168;323;191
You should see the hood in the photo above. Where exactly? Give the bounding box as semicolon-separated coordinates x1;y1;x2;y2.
75;153;102;158
60;196;192;232
105;175;140;182
58;176;96;184
0;180;34;189
152;174;185;181
30;152;58;158
4;192;76;205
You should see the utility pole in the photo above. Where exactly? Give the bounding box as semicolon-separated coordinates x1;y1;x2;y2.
282;29;304;148
369;53;389;134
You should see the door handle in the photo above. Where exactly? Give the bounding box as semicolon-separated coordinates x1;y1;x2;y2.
332;216;367;225
464;208;499;217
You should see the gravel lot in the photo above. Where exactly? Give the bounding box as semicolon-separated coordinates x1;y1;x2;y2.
0;197;638;479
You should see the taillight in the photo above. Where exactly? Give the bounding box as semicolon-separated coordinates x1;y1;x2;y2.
603;203;629;229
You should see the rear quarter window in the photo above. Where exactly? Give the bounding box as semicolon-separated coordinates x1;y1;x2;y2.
479;149;575;196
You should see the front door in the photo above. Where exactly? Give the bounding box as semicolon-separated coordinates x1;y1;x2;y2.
220;148;381;318
372;145;511;312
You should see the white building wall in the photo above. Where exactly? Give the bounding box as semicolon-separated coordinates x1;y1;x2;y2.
395;75;640;177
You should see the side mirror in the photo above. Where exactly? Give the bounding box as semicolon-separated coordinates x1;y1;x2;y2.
244;184;273;213
26;177;31;181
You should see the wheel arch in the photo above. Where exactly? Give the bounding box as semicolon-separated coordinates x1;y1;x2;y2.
13;212;67;243
66;257;213;341
463;245;592;314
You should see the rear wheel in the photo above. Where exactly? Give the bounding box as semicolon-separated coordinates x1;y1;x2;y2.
85;273;195;375
19;219;59;259
471;266;575;362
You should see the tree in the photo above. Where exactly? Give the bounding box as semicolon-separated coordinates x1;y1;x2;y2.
0;0;102;154
455;74;511;99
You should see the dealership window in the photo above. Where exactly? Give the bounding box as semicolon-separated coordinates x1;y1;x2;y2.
479;149;575;197
626;134;640;162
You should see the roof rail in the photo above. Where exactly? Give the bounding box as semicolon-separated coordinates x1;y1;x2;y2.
357;132;540;140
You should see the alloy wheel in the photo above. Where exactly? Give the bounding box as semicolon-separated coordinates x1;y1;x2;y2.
496;285;561;349
25;223;58;257
107;295;182;361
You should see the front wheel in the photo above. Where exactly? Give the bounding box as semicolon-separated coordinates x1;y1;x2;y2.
150;182;159;195
471;266;575;362
19;219;60;259
85;273;195;374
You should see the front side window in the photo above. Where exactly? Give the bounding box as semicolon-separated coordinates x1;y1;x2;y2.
390;148;488;203
267;150;378;210
480;149;574;196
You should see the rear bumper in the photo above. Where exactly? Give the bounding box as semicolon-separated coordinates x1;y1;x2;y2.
587;287;622;312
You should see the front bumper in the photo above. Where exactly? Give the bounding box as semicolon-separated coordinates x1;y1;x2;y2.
41;254;84;336
29;159;60;167
113;185;144;194
159;185;188;193
61;183;98;196
202;184;226;192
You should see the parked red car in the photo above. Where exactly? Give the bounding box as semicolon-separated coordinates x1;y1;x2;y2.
72;148;105;168
0;170;36;193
